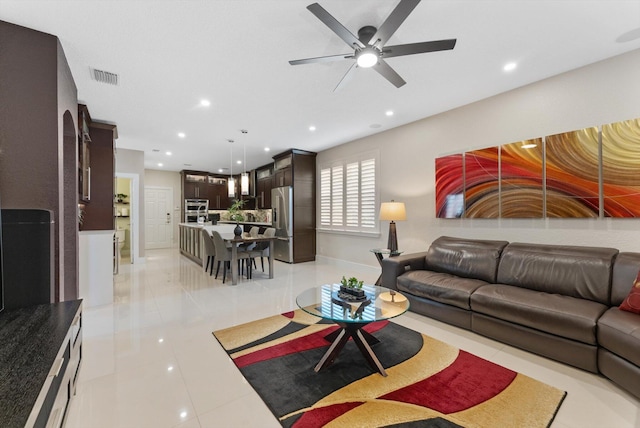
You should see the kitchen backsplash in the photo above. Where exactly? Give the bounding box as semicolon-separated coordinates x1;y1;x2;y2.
209;208;272;224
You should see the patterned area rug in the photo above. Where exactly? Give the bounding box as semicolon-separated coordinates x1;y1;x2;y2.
213;310;566;428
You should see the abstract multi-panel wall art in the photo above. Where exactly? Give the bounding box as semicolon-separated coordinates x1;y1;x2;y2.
545;127;599;218
500;139;543;218
465;147;499;218
602;118;640;218
435;154;464;218
435;117;640;219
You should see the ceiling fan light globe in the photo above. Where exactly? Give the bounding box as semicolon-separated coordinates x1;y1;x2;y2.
357;51;378;68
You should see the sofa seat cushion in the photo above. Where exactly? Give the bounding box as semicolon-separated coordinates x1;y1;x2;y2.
397;270;489;310
597;308;640;367
471;284;607;345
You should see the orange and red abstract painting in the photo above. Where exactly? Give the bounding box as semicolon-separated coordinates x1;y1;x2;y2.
500;139;544;218
602;118;640;218
435;154;464;218
465;147;499;218
545;128;599;218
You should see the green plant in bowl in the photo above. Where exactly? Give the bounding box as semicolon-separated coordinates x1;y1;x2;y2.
340;276;364;289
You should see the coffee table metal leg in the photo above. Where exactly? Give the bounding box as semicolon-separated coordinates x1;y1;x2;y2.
314;328;348;372
354;329;387;377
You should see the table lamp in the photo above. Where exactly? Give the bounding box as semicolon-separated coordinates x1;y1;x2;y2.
379;200;406;253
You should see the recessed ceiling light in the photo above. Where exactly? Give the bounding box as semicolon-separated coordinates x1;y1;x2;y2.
309;126;316;131
177;132;186;138
166;151;172;156
200;99;211;107
184;163;192;167
370;124;382;129
157;163;163;167
180;411;187;419
237;160;242;164
218;169;223;173
503;62;517;72
385;110;394;116
158;338;164;343
264;147;270;152
152;149;160;152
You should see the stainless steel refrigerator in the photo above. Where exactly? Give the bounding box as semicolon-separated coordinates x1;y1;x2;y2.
272;186;293;263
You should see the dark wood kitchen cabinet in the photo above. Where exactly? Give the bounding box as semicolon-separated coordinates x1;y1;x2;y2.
78;105;91;203
256;164;273;209
79;105;116;231
182;172;208;199
272;149;317;263
208;175;230;209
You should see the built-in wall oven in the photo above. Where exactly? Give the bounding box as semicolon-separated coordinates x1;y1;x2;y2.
184;199;209;223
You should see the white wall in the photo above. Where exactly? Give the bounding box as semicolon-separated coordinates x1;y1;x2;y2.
115;148;145;259
144;169;181;244
318;48;640;267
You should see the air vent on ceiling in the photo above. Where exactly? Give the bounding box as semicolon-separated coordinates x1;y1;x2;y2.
91;68;119;85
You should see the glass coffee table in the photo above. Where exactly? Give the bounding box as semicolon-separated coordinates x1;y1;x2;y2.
296;284;409;376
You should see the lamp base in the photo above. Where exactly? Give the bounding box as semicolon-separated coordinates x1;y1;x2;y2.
387;221;398;253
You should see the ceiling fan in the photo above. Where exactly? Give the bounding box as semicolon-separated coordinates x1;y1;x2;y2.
289;0;457;90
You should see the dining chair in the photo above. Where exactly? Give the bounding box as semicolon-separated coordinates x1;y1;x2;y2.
251;227;275;272
201;229;216;276
210;231;257;283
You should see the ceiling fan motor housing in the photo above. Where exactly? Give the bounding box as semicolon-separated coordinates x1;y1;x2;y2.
358;25;378;45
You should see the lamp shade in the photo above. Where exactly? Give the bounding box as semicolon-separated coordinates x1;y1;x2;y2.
228;177;235;198
379;201;406;221
241;172;249;196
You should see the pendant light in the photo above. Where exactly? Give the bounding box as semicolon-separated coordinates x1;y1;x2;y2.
228;140;235;198
241;140;249;196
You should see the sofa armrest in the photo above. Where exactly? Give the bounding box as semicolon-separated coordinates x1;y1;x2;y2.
381;252;429;290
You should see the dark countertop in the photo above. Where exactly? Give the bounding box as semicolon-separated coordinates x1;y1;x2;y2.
217;221;272;227
0;300;82;427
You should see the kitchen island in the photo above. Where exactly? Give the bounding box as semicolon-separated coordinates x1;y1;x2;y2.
179;223;235;265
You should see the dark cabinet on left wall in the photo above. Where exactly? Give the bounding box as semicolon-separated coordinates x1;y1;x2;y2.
78;105;91;203
78;104;117;231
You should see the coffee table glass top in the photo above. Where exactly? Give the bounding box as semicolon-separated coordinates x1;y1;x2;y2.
296;284;409;324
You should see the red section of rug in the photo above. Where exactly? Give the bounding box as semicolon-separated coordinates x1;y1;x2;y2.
292;402;364;427
381;350;517;413
234;320;389;368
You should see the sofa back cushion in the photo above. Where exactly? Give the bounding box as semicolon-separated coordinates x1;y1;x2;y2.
611;252;640;306
425;236;509;283
497;242;618;304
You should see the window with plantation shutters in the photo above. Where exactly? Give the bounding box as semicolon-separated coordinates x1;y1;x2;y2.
319;152;379;234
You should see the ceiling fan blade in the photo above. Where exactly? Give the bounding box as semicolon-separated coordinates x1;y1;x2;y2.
307;3;365;49
334;63;357;92
382;39;457;58
369;0;421;46
289;53;353;66
373;58;406;88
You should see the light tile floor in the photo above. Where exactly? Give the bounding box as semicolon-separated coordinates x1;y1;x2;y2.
66;248;640;428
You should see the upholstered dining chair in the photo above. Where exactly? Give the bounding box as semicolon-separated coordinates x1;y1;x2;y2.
251;227;275;272
201;229;216;276
210;231;258;283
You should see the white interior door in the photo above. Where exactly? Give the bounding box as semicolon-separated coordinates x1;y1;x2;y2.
145;187;173;249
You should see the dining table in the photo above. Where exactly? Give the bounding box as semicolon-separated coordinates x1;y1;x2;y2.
219;233;280;285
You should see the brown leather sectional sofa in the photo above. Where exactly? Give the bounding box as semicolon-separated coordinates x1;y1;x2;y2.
381;236;640;400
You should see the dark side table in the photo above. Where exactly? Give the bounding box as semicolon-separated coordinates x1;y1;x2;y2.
370;248;402;285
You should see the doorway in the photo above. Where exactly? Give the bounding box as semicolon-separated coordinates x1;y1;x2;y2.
115;177;133;264
114;173;140;264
